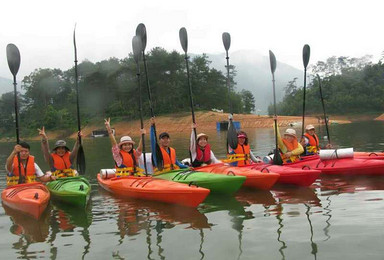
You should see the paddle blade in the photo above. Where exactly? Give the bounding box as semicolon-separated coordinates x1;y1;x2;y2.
135;23;147;51
73;25;78;61
269;50;276;74
227;119;238;150
179;27;188;53
222;32;231;51
76;145;86;175
273;148;283;165
153;143;164;171
303;44;310;68
132;36;143;64
6;44;21;77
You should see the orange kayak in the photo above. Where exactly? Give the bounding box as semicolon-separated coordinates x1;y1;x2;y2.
195;163;279;190
1;182;50;219
97;174;209;207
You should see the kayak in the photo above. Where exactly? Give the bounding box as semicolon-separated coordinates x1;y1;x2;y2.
285;157;384;175
46;177;91;207
354;151;384;160
247;164;321;187
154;169;246;193
194;164;279;190
97;174;209;207
1;182;50;219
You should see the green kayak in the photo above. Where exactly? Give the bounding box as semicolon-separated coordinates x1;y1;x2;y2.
154;170;245;194
46;176;91;207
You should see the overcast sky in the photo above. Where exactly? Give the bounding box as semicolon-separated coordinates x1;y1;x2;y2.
0;0;382;80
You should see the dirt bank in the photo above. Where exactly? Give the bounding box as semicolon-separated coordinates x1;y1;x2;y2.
60;111;350;139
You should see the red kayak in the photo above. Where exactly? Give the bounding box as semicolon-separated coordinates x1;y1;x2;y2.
285;157;384;175
247;163;321;187
1;182;50;219
354;152;384;160
195;163;279;190
97;174;209;207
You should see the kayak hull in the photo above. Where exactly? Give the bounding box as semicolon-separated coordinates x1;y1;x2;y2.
97;174;209;207
46;177;91;207
354;152;384;160
285;157;384;175
195;164;279;190
248;164;321;187
1;182;50;219
154;169;245;194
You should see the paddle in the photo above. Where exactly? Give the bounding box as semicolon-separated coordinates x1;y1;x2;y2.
222;32;238;152
135;23;163;170
6;43;24;183
269;50;283;165
316;74;331;145
132;35;148;176
73;25;86;175
301;44;311;138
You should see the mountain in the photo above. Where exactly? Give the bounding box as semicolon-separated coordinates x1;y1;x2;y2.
206;50;303;114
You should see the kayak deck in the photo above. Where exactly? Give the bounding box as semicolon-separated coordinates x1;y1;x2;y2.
154;169;246;194
97;174;210;207
1;182;50;219
46;177;91;207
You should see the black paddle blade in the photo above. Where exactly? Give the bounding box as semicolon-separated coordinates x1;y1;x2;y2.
179;27;188;53
273;148;283;165
73;24;78;62
6;44;21;77
153;143;164;171
303;44;310;68
222;32;231;51
227;119;238;150
269;50;276;74
132;36;142;64
76;145;86;175
135;23;147;52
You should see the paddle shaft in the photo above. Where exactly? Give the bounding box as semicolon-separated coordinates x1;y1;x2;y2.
301;69;307;137
183;52;197;139
12;75;24;183
225;50;233;115
271;73;279;155
136;64;148;176
317;75;331;144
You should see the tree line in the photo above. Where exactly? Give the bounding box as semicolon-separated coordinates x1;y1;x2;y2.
0;48;255;137
268;55;384;116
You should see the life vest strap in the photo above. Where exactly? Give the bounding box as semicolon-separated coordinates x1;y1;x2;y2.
6;175;36;186
116;167;146;177
52;169;77;178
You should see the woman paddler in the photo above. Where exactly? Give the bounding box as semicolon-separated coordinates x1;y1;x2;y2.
38;126;81;178
300;124;332;156
190;123;221;167
227;131;261;166
104;118;145;176
275;126;304;163
5;142;55;186
150;117;188;174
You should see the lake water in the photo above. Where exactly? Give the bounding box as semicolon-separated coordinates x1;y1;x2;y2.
0;120;383;259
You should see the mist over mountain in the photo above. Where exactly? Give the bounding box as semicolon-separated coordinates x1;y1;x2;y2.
206;50;303;114
0;77;13;95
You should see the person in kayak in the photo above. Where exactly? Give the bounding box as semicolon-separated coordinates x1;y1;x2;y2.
276;127;304;163
190;123;221;167
104;118;145;176
5;142;55;186
300;124;332;156
38;126;81;178
227;131;261;166
150;117;188;174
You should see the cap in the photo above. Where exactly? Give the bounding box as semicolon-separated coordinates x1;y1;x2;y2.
197;133;208;141
306;124;315;130
159;132;170;139
118;136;135;148
53;140;70;151
284;128;296;137
237;131;247;138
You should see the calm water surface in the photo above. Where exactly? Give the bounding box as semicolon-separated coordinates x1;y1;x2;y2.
0;121;383;259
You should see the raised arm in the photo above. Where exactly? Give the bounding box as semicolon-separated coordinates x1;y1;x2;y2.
105;118;117;147
69;131;82;163
38;126;53;168
136;128;146;156
5;145;21;173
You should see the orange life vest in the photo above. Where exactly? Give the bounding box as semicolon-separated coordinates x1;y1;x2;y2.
281;138;300;163
7;156;36;186
232;144;251;166
155;147;179;173
115;149;143;177
51;152;72;171
304;133;319;154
